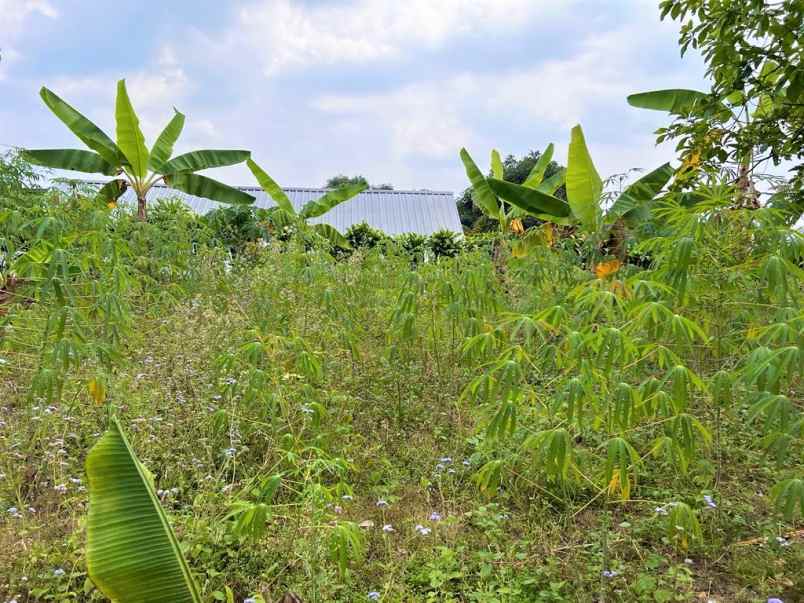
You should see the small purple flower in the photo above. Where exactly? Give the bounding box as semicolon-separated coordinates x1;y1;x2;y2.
382;524;394;533
54;483;67;494
223;447;237;458
703;494;717;509
244;598;257;603
414;524;432;536
439;457;452;464
655;505;668;515
767;599;783;603
376;499;388;508
462;459;471;467
429;511;442;521
342;494;353;501
53;568;65;577
601;569;618;578
368;592;381;601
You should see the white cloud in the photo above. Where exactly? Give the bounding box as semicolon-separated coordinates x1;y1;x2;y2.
236;0;573;75
0;0;58;80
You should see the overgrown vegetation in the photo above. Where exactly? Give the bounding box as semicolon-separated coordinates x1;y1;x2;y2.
1;139;801;601
1;2;803;600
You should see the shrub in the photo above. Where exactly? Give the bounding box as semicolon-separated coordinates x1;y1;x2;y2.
428;229;462;258
345;221;388;249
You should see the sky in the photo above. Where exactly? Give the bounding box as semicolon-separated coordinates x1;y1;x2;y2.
0;0;709;194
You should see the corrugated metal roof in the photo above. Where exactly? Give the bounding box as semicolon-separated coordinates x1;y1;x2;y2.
115;183;461;236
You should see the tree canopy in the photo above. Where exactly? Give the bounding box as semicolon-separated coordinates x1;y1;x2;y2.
653;0;803;193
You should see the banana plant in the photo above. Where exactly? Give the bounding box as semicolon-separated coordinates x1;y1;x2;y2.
85;417;202;602
23;79;254;220
459;144;568;235
247;159;366;248
487;125;673;242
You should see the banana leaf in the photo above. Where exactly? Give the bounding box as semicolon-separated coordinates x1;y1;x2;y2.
85;417;202;602
312;223;351;248
606;163;673;224
23;149;118;176
566;125;602;232
460;148;499;219
167;173;255;205
522;143;554;189
299;182;366;220
149;109;185;171
95;179;128;205
115;79;149;178
247;159;295;215
487;178;570;218
40;87;124;167
159;150;251;175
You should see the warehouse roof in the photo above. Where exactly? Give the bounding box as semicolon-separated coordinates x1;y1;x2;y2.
114;183;462;236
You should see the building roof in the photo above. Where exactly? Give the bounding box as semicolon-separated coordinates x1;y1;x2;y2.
117;183;462;236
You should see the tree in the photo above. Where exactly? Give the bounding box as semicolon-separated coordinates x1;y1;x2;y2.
456;149;565;231
325;174;393;190
638;1;804;195
23;80;253;220
326;175;369;189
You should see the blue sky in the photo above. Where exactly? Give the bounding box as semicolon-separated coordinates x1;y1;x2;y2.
0;0;708;193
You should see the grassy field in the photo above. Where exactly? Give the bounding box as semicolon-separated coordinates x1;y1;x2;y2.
0;190;801;602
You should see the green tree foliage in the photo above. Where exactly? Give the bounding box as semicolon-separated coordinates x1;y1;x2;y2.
642;1;804;196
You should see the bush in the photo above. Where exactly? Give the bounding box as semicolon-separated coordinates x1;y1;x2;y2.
202;205;268;252
345;221;388;250
428;229;463;258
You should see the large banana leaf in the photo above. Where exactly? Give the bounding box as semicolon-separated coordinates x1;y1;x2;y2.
627;89;731;119
522;143;554;189
85;418;202;602
299;182;367;220
312;223;351;249
247;159;295;215
487;178;571;218
566;125;602;232
535;168;566;195
159;150;251;175
167;173;255;205
95;179;128;205
460;148;499;219
149;109;185;171
606;163;673;224
115;80;149;179
490;149;504;180
23;149;118;176
40;87;123;167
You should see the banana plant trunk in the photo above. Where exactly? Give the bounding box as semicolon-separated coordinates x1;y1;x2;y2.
137;195;147;221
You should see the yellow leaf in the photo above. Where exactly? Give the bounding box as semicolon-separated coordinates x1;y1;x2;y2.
607;469;631;501
511;241;528;258
594;259;622;279
107;201;117;209
88;378;106;405
542;223;555;247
